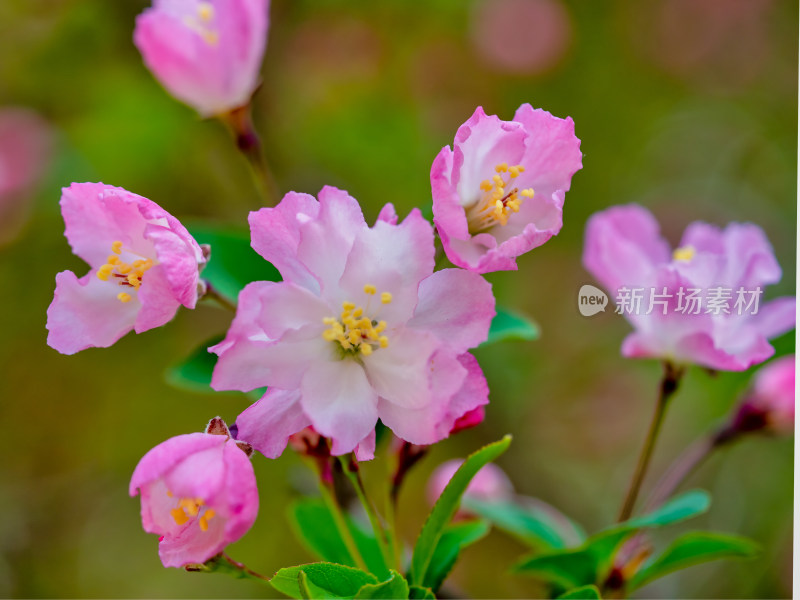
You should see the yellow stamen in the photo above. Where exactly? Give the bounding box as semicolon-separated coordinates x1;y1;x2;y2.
360;344;373;356
198;1;214;22
363;284;377;295
521;188;535;198
379;336;389;348
117;263;132;275
495;163;508;173
170;508;189;526
381;292;392;304
117;292;132;303
342;301;356;311
107;255;120;265
673;246;696;262
111;241;123;254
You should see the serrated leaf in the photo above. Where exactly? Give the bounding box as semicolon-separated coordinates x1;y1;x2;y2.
354;571;409;599
408;585;436;599
189;222;281;303
270;563;378;599
164;335;223;394
425;519;490;591
484;308;540;345
629;531;760;591
289;498;389;579
462;497;585;550
556;584;602;599
409;435;512;586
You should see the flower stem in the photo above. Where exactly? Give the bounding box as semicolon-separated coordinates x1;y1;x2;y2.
202;281;237;312
185;552;270;582
617;361;684;522
339;454;394;571
220;104;279;207
311;459;368;572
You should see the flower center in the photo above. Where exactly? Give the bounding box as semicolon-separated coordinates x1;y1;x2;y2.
321;284;392;357
167;490;216;532
466;163;534;234
96;240;154;303
673;245;696;262
182;1;219;46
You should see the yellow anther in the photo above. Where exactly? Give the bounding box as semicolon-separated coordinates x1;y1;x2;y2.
111;241;123;254
348;330;361;345
117;263;132;275
343;301;356;311
117;292;132;303
381;292;392;304
166;490;174;497
521;188;535;198
127;274;141;288
352;307;363;318
170;508;189;526
323;317;336;325
495;163;508;173
509;166;521;178
673;246;696;262
479;180;493;192
360;344;373;356
198;1;214;21
379;336;389;348
202;31;219;45
363;284;377;295
97;265;113;281
107;255;120;265
132;260;145;269
375;321;387;333
492;174;504;186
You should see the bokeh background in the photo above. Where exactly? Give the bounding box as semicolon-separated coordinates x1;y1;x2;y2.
0;0;796;597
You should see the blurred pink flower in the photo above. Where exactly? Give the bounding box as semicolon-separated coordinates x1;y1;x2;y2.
46;183;206;354
471;0;573;75
0;108;53;243
211;187;495;457
583;204;795;371
734;355;795;435
129;420;258;568
427;459;513;507
431;105;582;273
134;0;269;117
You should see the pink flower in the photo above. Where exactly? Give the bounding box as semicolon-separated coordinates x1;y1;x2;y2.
129;419;258;568
0;108;53;243
583;204;796;371
134;0;269;117
46;183;206;354
431;105;582;273
211;187;495;457
427;459;513;507
733;355;795;435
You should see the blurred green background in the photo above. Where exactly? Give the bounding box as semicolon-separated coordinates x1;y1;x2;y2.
0;0;795;597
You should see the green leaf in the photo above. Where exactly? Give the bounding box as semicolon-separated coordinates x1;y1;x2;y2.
629;532;760;591
625;490;711;529
189;222;281;303
409;435;512;586
484;308;540;345
425;519;490;591
289;498;389;579
556;584;602;599
165;335;223;394
354;571;409;599
408;585;436;599
462;497;585;550
514;491;712;589
270;563;378;599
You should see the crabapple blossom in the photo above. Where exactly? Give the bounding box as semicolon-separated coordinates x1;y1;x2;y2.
731;355;795;435
427;459;513;507
431;104;582;273
46;183;206;354
211;186;495;457
134;0;269;117
583;204;795;371
129;418;258;568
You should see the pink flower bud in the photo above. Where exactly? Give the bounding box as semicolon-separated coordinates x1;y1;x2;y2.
427;459;513;509
733;355;795;435
134;0;269;117
129;425;258;568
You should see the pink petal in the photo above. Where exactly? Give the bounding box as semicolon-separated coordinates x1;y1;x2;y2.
46;270;141;355
251;281;331;340
409;269;495;353
220;439;259;544
300;359;378;456
135;264;183;333
355;429;376;462
750;297;796;339
235;388;311;459
144;221;203;308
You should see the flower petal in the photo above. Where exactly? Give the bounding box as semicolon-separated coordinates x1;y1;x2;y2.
235;388;310;459
135;264;183;333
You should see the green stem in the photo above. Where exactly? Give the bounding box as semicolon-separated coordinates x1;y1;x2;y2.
315;465;368;572
185;552;271;582
339;455;394;570
617;361;684;522
202;281;237;312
